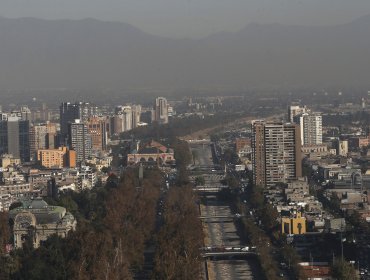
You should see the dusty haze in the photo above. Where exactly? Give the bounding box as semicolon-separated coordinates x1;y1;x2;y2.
0;16;370;90
2;0;370;38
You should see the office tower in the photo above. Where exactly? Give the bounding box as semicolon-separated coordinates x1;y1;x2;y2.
45;122;57;149
153;97;169;124
252;120;302;188
68;120;92;164
288;105;307;123
60;102;98;141
29;124;48;161
294;113;322;146
86;116;107;152
0;116;30;162
60;102;81;140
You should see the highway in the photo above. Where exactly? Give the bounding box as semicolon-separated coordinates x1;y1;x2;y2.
190;142;263;280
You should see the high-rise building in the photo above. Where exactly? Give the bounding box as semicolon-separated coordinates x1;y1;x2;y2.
153;97;169;124
29;124;48;161
59;102;98;143
11;107;32;121
294;113;323;146
252;120;302;188
0;116;30;162
86;116;107;152
114;106;133;133
121;106;132;132
60;102;81;140
68;120;92;164
45;122;58;149
131;105;141;129
288;105;307;122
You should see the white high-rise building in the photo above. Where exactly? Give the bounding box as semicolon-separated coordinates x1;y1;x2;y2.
288;105;307;123
153;97;168;124
131;105;141;129
114;106;133;133
294;113;322;146
121;106;132;132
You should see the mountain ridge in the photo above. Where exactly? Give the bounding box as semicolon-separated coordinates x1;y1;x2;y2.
0;16;369;89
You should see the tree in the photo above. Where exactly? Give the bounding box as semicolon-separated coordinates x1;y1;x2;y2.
195;176;205;186
332;259;359;280
153;186;203;279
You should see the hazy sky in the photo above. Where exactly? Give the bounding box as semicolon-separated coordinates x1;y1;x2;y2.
2;0;370;38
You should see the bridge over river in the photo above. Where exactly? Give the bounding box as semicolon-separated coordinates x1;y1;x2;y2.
189;142;263;280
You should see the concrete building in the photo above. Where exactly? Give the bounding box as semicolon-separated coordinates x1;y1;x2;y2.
0;154;21;168
348;136;370;150
295;113;322;146
153;97;169;124
29;124;48;161
86;116;107;152
252;120;302;187
131;105;142;129
324;218;346;233
113;106;133;134
235;138;251;152
288;105;307;122
285;178;309;203
37;147;76;168
336;140;349;157
68;120;92;164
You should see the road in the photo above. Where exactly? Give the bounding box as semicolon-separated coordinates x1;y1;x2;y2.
190;143;263;280
201;197;262;280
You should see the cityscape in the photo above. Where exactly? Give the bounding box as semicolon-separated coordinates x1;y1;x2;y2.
0;92;369;279
1;1;370;280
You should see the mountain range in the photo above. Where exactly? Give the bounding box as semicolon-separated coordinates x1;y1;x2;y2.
0;16;370;90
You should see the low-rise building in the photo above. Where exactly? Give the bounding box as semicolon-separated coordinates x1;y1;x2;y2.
281;212;307;235
127;140;175;165
0;154;21;168
324;218;346;233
